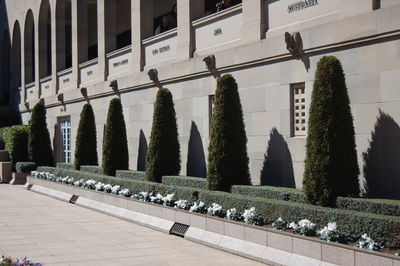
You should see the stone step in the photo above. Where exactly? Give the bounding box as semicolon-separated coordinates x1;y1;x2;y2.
0;150;9;162
0;162;12;183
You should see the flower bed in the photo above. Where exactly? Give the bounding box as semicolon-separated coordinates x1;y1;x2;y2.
31;170;400;251
1;256;42;266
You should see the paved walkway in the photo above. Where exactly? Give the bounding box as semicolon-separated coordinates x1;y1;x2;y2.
0;185;266;266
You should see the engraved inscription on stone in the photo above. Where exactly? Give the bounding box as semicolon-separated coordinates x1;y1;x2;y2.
287;0;318;13
113;59;129;68
63;78;70;83
87;70;93;76
45;85;50;89
152;45;171;56
214;28;222;36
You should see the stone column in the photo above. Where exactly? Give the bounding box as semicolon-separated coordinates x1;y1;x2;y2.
97;0;107;81
131;0;142;72
71;0;81;88
51;3;58;93
176;0;203;61
241;0;265;43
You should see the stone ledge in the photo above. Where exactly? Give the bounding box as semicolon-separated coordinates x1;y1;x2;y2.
26;176;400;266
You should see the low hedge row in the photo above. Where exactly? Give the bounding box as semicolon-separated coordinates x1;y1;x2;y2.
80;165;104;175
162;175;207;189
34;166;400;247
196;190;400;247
56;163;75;170
16;162;36;173
231;185;307;203
336;197;400;217
36;167;197;202
116;170;146;181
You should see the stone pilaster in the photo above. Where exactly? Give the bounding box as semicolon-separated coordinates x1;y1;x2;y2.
97;0;107;81
241;0;265;43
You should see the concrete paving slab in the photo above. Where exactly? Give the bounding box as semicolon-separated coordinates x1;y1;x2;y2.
0;185;266;266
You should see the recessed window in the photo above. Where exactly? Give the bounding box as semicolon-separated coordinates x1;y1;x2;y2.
291;83;307;137
60;118;71;163
373;0;381;10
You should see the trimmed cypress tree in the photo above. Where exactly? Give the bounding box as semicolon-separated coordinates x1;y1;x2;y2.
102;98;129;176
303;56;360;207
74;104;98;170
207;74;250;192
146;88;180;183
28;99;54;166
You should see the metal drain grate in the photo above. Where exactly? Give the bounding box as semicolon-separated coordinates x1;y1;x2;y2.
69;195;79;204
26;184;33;190
169;223;189;237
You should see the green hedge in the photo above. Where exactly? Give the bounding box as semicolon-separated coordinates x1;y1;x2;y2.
34;167;400;247
162;175;207;189
231;185;307;204
80;165;104;175
16;162;36;173
195;190;400;247
337;197;400;217
116;170;146;181
56;163;75;170
3;126;30;165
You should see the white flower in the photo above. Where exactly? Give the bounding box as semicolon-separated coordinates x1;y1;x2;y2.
163;193;175;206
243;207;263;225
225;208;242;221
175;199;191;210
102;184;112;193
207;203;224;217
95;182;104;191
119;188;131;197
189;201;206;213
84;179;97;189
111;185;121;195
288;222;298;230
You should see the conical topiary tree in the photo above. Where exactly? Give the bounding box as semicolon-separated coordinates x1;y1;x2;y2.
74;103;98;170
102;98;129;176
303;56;360;207
146;88;180;183
207;74;250;192
28;99;54;166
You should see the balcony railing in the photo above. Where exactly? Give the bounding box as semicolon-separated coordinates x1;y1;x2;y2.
192;4;242;54
143;29;177;66
57;68;73;91
79;58;98;85
40;76;52;96
25;82;36;101
106;45;132;77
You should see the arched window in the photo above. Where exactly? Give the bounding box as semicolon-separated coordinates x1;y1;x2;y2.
24;10;35;84
11;22;22;105
56;0;72;71
1;31;11;105
39;0;52;78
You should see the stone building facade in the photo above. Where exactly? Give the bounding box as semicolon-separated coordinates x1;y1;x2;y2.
0;0;399;197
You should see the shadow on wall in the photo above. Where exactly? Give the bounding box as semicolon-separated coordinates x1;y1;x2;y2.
137;129;148;171
363;110;400;200
260;128;295;188
187;121;206;178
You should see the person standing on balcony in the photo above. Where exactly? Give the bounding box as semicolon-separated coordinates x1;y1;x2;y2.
216;0;232;12
155;16;170;35
167;4;177;29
